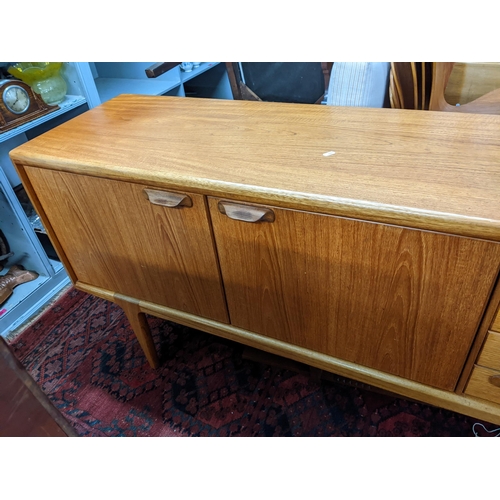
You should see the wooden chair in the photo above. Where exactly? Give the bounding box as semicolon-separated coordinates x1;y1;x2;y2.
390;62;432;110
226;62;333;104
389;62;500;114
144;62;181;78
428;62;500;114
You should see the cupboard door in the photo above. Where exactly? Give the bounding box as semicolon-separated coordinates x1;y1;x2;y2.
24;168;229;323
209;198;500;390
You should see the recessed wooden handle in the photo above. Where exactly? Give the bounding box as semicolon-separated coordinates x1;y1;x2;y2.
489;375;500;388
144;189;192;208
218;201;275;223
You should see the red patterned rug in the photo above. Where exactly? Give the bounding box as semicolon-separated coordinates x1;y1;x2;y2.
7;287;496;437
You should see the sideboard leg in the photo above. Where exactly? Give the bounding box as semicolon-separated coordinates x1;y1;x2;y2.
115;297;160;369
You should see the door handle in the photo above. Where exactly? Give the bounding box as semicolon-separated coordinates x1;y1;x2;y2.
218;201;275;223
489;375;500;388
144;189;192;208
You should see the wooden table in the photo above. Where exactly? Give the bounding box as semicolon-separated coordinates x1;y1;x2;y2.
9;95;500;424
0;337;76;437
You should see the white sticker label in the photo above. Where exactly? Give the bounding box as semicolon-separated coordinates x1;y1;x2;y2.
323;151;336;157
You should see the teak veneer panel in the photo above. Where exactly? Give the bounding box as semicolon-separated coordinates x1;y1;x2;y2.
209;198;500;391
10;95;500;242
24;168;229;324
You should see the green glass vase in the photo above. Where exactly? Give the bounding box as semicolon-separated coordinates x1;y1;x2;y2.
8;62;67;105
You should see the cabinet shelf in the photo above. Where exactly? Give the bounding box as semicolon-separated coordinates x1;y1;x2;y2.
0;95;87;144
0;269;50;319
94;77;181;102
180;62;220;83
90;63;227;104
0;264;69;334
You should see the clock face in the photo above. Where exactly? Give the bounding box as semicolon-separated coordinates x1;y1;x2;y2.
3;85;30;114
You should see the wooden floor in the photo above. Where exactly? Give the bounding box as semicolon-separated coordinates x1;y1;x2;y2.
0;337;76;437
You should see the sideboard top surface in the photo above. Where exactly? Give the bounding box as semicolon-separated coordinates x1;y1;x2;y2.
10;95;500;241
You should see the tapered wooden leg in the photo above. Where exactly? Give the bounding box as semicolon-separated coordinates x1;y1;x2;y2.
114;297;160;369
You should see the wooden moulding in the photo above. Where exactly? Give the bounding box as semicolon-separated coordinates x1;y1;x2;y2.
14;160;500;245
74;281;500;425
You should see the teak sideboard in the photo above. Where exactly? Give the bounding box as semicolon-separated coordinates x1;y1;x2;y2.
9;95;500;425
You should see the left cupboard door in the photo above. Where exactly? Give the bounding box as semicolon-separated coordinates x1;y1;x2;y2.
22;167;229;323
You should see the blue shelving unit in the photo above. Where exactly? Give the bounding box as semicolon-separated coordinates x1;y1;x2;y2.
0;64;89;336
0;61;234;337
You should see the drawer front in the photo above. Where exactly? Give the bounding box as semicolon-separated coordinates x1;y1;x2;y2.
477;331;500;370
465;365;500;405
491;309;500;333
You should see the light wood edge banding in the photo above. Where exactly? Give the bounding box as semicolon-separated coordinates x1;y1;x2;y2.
12;160;500;243
75;282;500;426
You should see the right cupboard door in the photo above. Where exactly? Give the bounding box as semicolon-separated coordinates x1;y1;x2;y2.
208;198;500;391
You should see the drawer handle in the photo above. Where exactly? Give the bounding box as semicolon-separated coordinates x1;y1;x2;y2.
489;375;500;388
144;189;192;208
218;201;275;223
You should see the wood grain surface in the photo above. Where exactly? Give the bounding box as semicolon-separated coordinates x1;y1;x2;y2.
24;168;229;324
209;198;500;391
9;95;500;242
455;276;500;393
114;295;160;368
446;62;500;105
430;62;500;115
491;307;500;332
465;365;500;405
393;62;415;109
476;331;500;370
0;337;76;437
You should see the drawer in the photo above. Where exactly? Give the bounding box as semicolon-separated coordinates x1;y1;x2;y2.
477;331;500;370
465;365;500;405
490;308;500;333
